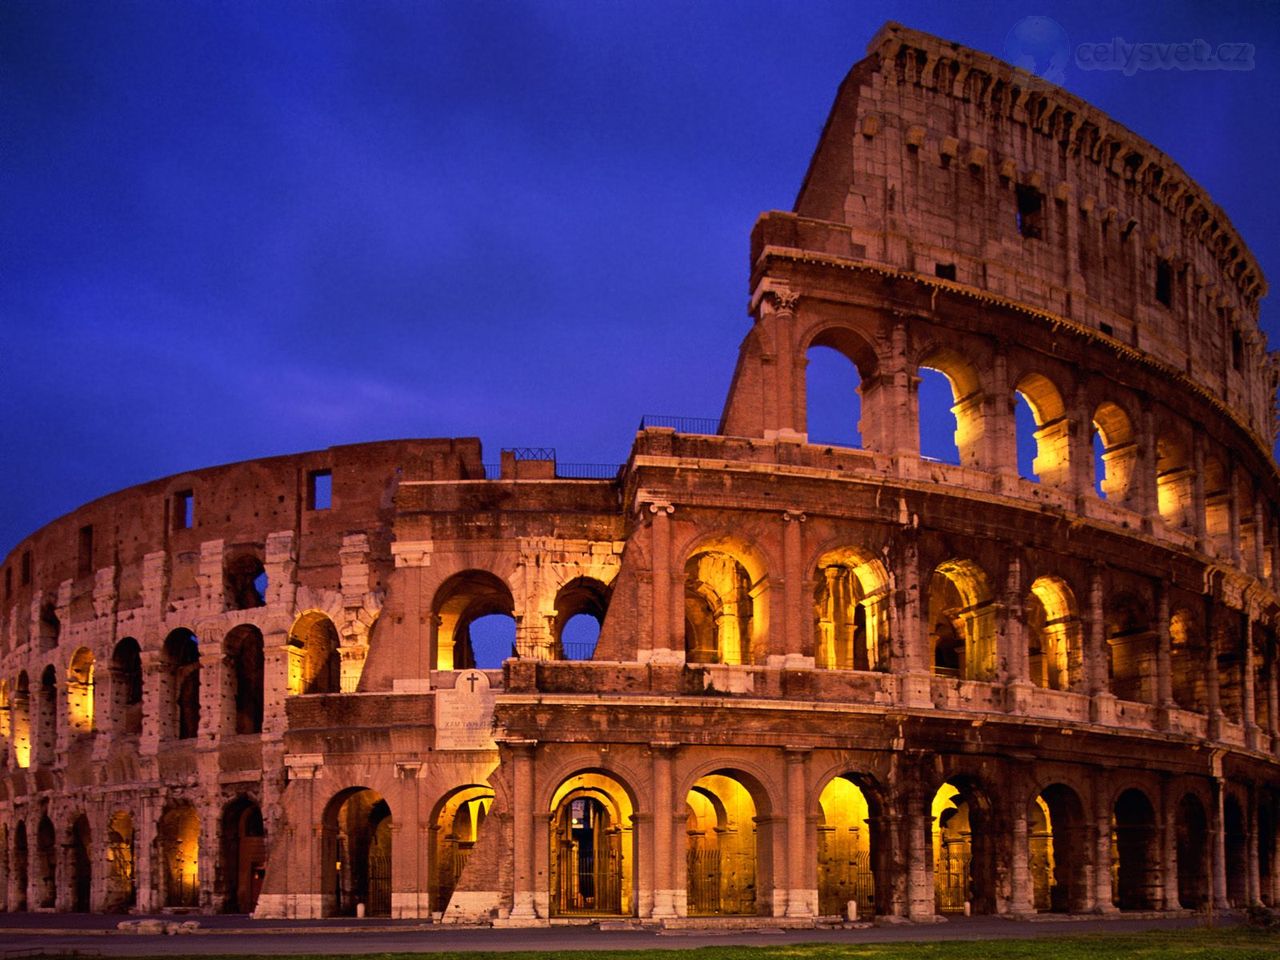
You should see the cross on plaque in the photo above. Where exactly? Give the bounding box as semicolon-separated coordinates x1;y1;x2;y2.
465;672;481;693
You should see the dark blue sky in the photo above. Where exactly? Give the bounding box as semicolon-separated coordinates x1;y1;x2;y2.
3;0;1278;555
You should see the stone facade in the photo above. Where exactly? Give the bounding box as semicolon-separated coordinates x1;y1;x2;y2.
1;23;1278;923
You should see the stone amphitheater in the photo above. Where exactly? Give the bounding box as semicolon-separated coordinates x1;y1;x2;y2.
1;22;1277;924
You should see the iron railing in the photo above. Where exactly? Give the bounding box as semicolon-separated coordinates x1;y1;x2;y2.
554;463;622;480
638;414;720;435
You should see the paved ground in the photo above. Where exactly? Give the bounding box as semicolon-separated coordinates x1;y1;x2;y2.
0;913;1246;956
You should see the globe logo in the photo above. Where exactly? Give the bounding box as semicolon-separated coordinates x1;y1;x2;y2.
1003;16;1071;86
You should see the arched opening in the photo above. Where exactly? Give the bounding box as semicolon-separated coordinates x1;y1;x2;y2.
224;551;266;610
685;771;761;916
162;629;201;740
37;598;60;650
158;804;200;908
35;815;56;909
66;648;95;735
36;665;57;765
1026;577;1083;691
221;798;266;913
1014;374;1070;487
1238;474;1260;575
684;545;767;666
813;548;890;671
931;779;996;914
1175;793;1209;909
1203;455;1231;553
550;772;634;917
1031;784;1089;913
1106;594;1153;704
1170;611;1206;712
918;349;984;468
13;822;28;911
69;814;91;912
1224;794;1247;907
1216;619;1244;724
0;680;10;769
224;625;264;735
432;571;516;670
105;810;136;912
1156;436;1193;529
1111;788;1158;910
1092;402;1136;504
553;577;611;661
1260;793;1276;907
323;788;391;917
110;638;143;736
817;774;881;917
432;785;494;915
289;612;342;695
804;338;864;448
928;560;997;681
12;672;30;768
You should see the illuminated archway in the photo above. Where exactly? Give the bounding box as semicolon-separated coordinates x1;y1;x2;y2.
1014;373;1070;487
105;810;136;912
918;348;985;468
685;771;761;916
813;548;890;671
1030;784;1088;913
1170;610;1205;712
1202;455;1230;553
161;629;201;740
12;673;30;768
110;638;143;735
1106;594;1153;704
928;560;996;680
931;779;996;914
684;542;768;666
432;784;494;915
550;772;634;917
1092;401;1136;504
36;665;57;765
288;613;342;695
553;577;611;661
805;326;876;448
1175;793;1209;909
432;571;516;670
67;648;95;734
817;774;880;917
322;788;391;917
1156;435;1193;529
221;797;266;913
224;625;265;734
1026;577;1083;691
158;803;200;908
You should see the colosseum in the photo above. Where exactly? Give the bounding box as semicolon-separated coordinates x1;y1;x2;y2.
1;22;1278;925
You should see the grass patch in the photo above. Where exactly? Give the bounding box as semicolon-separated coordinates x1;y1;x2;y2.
121;926;1277;960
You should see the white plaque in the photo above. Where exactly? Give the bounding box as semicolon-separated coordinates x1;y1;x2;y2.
434;670;497;750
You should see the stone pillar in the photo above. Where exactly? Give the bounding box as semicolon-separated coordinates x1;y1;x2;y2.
134;790;160;913
1087;564;1115;723
1002;555;1028;688
1205;598;1223;741
894;533;930;707
1243;617;1259;749
1226;459;1242;564
139;649;166;752
784;747;814;916
905;781;934;919
1247;786;1261;905
262;631;291;737
649;742;677;918
1010;799;1034;916
1192;436;1208;550
1160;776;1179;910
773;292;799;436
198;638;224;744
1211;776;1228;910
1138;404;1159;532
1155;580;1173;726
508;740;538;918
646;502;676;662
1094;780;1117;912
1254;495;1268;578
1267;633;1280;753
780;511;808;664
991;348;1019;487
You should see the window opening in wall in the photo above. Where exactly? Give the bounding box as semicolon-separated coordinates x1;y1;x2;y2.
174;490;194;530
1015;185;1043;239
21;550;31;585
77;525;93;576
308;470;332;510
917;368;960;465
1156;259;1173;307
1099;322;1113;337
1014;393;1039;481
1092;431;1107;498
466;614;516;669
934;262;957;281
805;346;862;448
1231;330;1244;372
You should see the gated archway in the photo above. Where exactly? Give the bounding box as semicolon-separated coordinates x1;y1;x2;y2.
549;772;633;917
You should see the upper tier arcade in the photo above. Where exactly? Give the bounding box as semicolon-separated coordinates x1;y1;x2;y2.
774;22;1274;446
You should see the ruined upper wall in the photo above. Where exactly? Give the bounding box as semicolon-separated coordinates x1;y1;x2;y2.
792;22;1273;439
0;438;483;652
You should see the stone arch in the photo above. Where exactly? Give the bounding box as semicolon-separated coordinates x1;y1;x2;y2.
220;796;266;913
1106;591;1153;704
812;547;890;671
1091;400;1137;504
157;803;201;908
0;679;9;769
1169;609;1206;712
66;647;95;735
321;787;391;917
13;821;28;911
1259;790;1276;907
816;772;885;917
12;673;30;768
161;629;201;740
549;770;635;917
1111;787;1159;910
105;809;136;912
1202;454;1231;551
1026;576;1084;692
288;612;342;695
1216;616;1245;724
68;813;92;912
930;776;997;915
35;814;56;909
685;769;770;916
110;638;143;736
1224;792;1247;907
1014;371;1071;487
552;577;611;661
1175;792;1209;909
430;784;494;915
1030;783;1089;912
803;325;877;449
928;559;997;680
917;346;986;468
1156;434;1193;529
431;571;516;671
224;624;265;735
35;665;57;765
683;536;770;666
224;549;266;611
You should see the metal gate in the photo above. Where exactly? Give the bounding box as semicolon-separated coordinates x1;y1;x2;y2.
554;834;622;915
686;846;721;916
818;829;875;916
367;847;391;917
